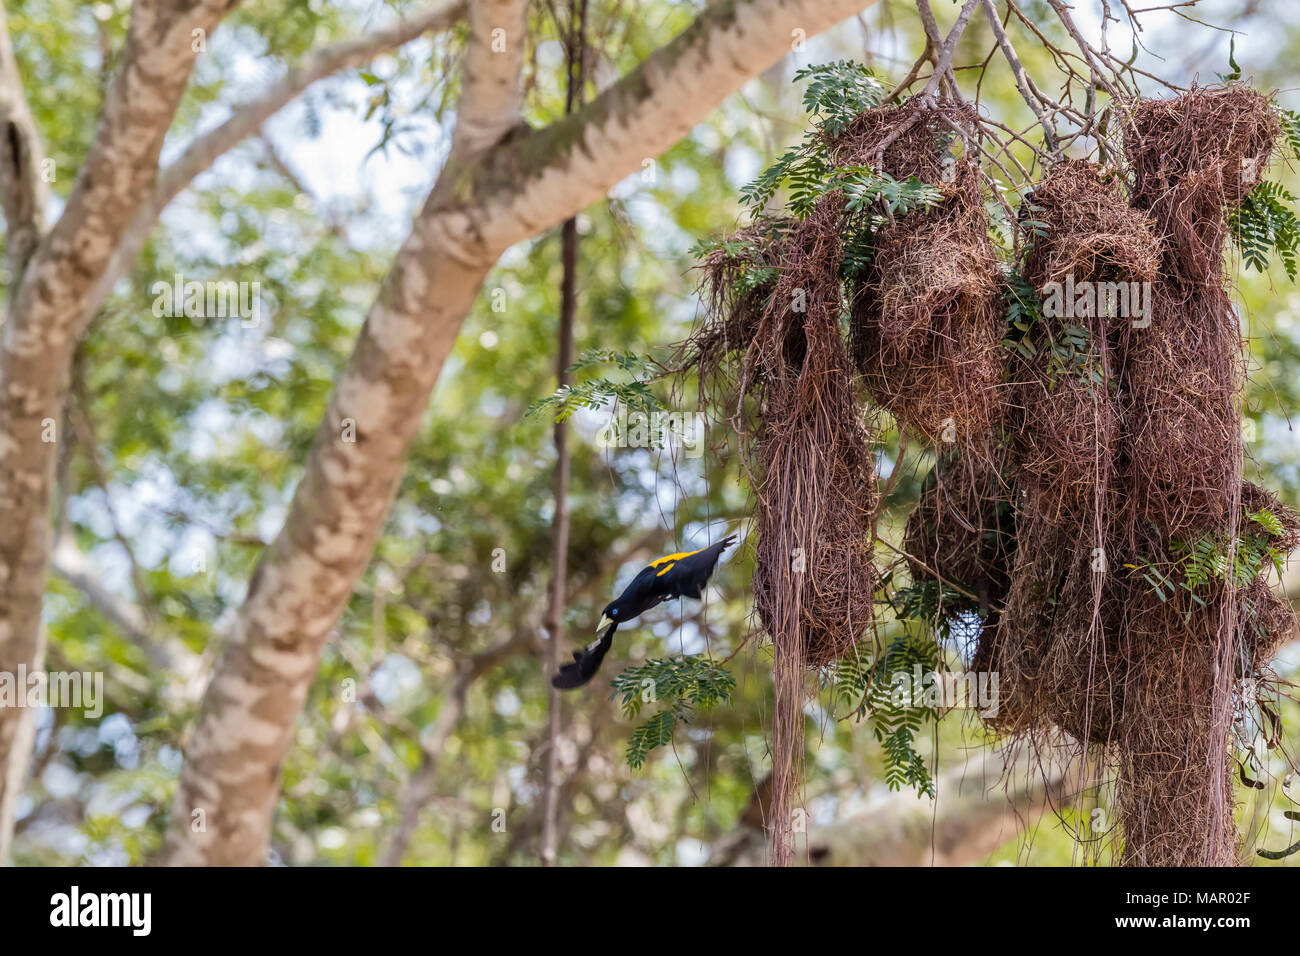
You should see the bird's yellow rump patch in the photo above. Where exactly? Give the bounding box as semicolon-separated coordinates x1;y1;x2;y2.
649;547;706;571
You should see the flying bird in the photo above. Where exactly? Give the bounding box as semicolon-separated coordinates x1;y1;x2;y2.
551;534;737;690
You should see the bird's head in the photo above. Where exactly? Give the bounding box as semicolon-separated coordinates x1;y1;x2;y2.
597;601;623;634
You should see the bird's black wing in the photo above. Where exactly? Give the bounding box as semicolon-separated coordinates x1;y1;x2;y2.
551;623;617;689
652;534;736;601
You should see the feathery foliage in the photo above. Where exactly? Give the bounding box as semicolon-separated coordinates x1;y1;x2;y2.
796;60;886;137
1232;180;1300;280
1001;268;1105;388
525;349;665;423
831;613;945;798
609;656;735;769
1125;509;1288;610
736;62;939;223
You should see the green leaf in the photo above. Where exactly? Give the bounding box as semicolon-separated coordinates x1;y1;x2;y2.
625;711;678;770
1225;35;1242;82
1247;507;1285;537
1280;109;1300;162
1231;180;1300;282
793;60;885;138
610;656;735;770
525;351;665;423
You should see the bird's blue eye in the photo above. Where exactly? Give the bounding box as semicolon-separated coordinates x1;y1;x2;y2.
611;609;618;616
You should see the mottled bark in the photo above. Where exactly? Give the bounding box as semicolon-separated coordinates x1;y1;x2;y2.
162;0;531;865
0;0;243;862
0;0;47;862
163;0;877;865
0;0;464;865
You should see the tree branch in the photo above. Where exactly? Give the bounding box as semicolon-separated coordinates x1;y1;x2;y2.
380;628;533;866
807;742;1100;866
448;0;527;158
540;0;586;869
0;3;48;281
87;0;467;320
980;0;1061;155
49;536;204;690
920;0;980;98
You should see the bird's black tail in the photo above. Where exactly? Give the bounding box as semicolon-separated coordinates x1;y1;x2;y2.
551;623;617;690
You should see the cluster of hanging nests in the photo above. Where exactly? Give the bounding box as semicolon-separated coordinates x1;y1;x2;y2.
680;87;1299;866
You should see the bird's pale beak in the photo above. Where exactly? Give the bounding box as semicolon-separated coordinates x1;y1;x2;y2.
597;614;615;634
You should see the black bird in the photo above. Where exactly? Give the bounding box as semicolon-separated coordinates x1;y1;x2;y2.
551;534;737;690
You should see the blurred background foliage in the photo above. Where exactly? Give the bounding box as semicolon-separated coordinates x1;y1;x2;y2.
3;0;1297;865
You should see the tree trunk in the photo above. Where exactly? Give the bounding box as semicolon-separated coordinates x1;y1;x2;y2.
0;0;244;862
160;0;874;866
